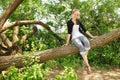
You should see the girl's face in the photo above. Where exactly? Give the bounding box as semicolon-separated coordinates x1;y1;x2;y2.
72;11;80;19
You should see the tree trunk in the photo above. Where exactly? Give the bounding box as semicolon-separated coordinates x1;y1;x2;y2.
0;0;23;30
0;27;120;71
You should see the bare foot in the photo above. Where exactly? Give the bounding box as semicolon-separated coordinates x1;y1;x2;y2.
82;61;92;74
86;66;91;74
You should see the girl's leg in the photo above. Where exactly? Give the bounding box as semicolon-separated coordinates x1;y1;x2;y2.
78;36;91;74
82;50;91;74
72;37;91;74
85;50;89;56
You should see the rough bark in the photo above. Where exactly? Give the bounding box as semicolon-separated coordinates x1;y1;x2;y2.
0;0;23;30
0;27;120;71
0;20;64;41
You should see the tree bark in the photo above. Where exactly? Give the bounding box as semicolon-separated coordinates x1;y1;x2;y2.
0;27;120;71
0;20;64;41
0;0;23;30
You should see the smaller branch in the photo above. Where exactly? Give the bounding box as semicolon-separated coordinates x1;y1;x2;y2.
0;42;7;49
0;50;8;56
12;26;19;44
21;35;28;44
0;33;12;48
0;42;8;56
0;43;8;51
20;26;37;44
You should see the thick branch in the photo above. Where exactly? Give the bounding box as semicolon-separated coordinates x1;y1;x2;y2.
0;27;120;71
34;27;120;62
0;20;64;41
0;0;23;30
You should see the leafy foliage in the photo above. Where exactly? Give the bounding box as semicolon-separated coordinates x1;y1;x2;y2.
0;0;120;79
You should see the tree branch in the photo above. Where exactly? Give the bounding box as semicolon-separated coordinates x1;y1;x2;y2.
0;0;23;30
0;20;64;41
0;42;8;56
20;26;37;44
0;43;8;51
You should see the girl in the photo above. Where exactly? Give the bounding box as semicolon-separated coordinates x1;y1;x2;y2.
63;9;97;74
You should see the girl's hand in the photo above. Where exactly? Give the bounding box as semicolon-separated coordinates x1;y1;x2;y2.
92;36;98;39
62;43;69;47
90;36;98;40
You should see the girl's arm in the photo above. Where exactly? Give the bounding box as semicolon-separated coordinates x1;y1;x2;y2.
62;34;71;46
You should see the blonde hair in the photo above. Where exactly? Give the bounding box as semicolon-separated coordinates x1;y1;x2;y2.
72;9;80;14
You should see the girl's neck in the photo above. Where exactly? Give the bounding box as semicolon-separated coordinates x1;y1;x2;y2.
72;18;77;21
72;18;77;25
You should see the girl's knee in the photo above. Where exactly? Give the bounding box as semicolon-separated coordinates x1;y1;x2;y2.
80;50;89;56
